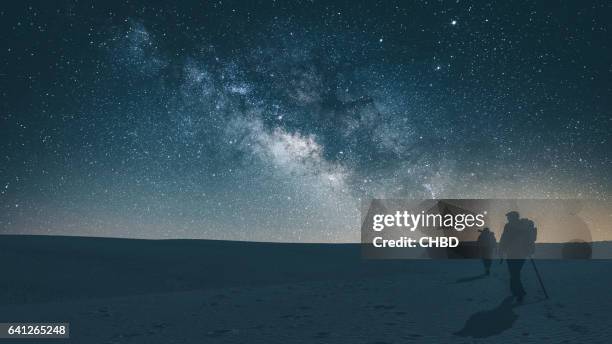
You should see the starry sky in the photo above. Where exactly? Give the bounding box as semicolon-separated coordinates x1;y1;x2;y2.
1;1;610;242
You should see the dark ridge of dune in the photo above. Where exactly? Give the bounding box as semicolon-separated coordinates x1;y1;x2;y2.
0;235;412;305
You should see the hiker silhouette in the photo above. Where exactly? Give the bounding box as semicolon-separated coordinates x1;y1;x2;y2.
499;211;537;303
477;228;497;275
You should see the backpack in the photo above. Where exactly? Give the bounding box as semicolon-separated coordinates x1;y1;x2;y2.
519;218;537;256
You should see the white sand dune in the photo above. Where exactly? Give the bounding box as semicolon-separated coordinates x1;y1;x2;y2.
1;235;611;343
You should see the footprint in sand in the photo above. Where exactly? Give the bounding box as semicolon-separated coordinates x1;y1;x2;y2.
285;313;311;320
98;307;112;317
152;322;168;330
110;332;142;341
314;331;330;338
206;329;237;337
568;324;588;334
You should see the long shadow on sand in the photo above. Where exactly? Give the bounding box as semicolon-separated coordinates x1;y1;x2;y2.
454;296;518;338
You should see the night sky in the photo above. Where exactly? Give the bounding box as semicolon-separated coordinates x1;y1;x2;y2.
1;1;610;242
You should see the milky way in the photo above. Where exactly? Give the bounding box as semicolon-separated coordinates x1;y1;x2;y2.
1;1;610;241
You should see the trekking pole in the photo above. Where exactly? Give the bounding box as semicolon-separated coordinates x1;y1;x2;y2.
530;258;549;299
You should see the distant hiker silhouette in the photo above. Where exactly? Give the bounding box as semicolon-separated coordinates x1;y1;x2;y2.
499;211;537;303
477;228;497;275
